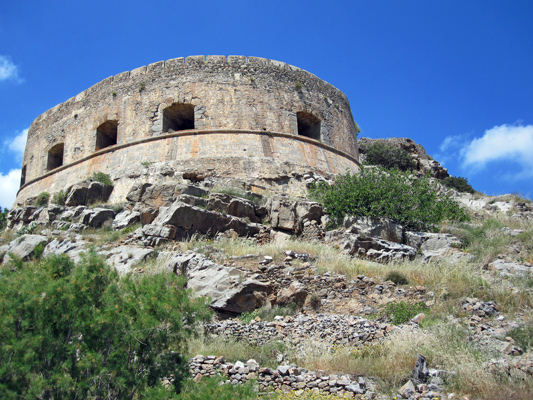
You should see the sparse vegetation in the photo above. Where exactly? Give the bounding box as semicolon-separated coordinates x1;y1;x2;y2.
294;81;303;91
34;191;50;207
361;141;416;171
52;189;67;205
139;82;146;92
381;301;429;325
309;167;470;230
89;171;113;186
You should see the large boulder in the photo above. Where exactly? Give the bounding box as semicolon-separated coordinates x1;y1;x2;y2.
344;216;404;243
65;181;113;206
99;246;154;274
43;237;88;264
78;208;116;228
163;251;272;315
269;197;323;233
1;234;48;263
207;193;259;222
112;210;141;230
151;201;261;238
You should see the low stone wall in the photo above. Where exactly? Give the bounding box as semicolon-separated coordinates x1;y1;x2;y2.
16;130;359;205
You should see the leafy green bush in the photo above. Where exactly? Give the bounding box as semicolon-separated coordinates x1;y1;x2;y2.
0;251;211;398
441;176;475;194
34;191;50;207
385;271;409;285
89;171;113;186
52;190;67;205
382;301;429;325
362;141;416;171
175;376;257;400
309;167;470;231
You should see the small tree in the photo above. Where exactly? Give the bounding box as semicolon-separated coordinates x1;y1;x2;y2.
0;207;8;231
0;251;211;398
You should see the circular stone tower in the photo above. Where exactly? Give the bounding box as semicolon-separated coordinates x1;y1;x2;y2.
16;56;359;205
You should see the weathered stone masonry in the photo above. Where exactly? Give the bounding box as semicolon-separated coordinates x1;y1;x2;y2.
17;56;360;205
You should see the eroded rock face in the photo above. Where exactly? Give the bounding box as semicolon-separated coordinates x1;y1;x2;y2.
343;234;417;262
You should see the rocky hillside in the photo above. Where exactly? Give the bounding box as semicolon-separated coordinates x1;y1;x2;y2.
1;140;532;400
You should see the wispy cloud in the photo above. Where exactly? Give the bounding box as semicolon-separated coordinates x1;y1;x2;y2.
6;128;28;161
0;55;22;83
0;169;21;209
461;124;533;178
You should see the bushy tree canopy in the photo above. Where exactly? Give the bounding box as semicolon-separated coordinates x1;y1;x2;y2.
0;251;211;399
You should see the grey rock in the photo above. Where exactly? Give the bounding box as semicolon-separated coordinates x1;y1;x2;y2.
153;201;261;238
165;251;271;314
112;210;141;230
142;224;176;239
343;234;416;262
99;246;154;274
344;216;404;243
78;208;115;228
2;234;48;263
43;237;87;263
65;181;113;206
411;354;429;383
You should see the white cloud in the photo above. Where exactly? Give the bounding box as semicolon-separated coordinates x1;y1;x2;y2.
6;128;28;161
461;124;533;178
439;135;467;152
0;169;21;209
0;55;21;82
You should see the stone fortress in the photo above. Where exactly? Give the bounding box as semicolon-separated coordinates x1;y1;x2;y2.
16;56;360;205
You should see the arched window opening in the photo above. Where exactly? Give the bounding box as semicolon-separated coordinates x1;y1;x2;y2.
297;111;321;141
47;143;64;171
163;103;195;133
95;120;118;150
20;165;27;186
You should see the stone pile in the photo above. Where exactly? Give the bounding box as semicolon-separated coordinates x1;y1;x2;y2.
189;355;375;398
206;313;395;349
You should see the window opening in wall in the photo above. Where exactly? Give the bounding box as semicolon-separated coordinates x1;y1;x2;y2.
95;120;118;150
20;165;26;186
297;111;321;141
47;143;64;171
163;103;195;133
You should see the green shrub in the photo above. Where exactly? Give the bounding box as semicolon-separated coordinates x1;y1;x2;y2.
309;167;470;231
89;171;113;186
442;176;475;194
0;250;211;398
382;301;429;325
52;190;67;205
34;191;50;207
362;141;416;171
385;271;409;285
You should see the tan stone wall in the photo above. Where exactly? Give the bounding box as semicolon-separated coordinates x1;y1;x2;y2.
16;131;359;205
18;56;359;203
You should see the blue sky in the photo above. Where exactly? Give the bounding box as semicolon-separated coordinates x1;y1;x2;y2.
1;1;532;208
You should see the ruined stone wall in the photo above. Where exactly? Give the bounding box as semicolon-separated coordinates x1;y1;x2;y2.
18;56;359;204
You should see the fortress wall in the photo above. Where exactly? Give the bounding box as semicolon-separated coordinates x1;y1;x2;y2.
22;56;358;186
16;131;359;205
